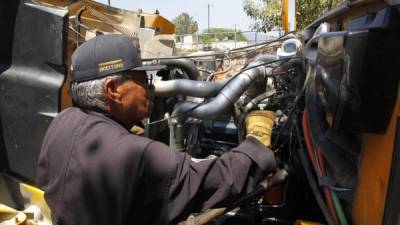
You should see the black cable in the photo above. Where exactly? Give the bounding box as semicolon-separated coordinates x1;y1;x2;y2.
294;120;337;225
272;94;301;150
229;36;291;52
272;60;310;149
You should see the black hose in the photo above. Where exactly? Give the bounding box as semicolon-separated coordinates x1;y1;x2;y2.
304;79;329;138
294;120;337;225
158;58;199;80
75;6;90;34
305;75;358;190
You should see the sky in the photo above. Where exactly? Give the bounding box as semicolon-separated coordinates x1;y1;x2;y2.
95;0;256;32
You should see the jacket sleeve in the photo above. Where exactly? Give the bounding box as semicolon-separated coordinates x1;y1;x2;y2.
140;136;277;224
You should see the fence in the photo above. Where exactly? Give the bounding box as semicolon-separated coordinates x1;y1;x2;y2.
175;30;282;51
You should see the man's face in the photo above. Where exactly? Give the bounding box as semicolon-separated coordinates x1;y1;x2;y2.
107;70;154;127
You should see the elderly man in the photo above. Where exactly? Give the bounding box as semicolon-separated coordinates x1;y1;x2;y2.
37;34;278;225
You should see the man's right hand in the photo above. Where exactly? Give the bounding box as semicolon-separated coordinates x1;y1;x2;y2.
245;110;276;147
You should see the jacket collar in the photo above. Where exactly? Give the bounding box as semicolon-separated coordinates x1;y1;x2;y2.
81;107;130;131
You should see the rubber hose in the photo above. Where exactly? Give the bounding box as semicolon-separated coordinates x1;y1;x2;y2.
294;121;337;225
303;110;340;225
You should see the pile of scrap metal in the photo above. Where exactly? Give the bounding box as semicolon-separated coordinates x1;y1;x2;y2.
1;0;400;225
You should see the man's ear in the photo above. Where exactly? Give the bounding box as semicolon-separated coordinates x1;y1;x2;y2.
104;78;121;104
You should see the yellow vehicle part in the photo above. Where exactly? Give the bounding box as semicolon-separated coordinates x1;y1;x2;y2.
19;183;51;223
36;0;175;35
0;183;50;225
353;89;400;225
32;0;176;110
0;179;51;225
281;0;289;33
142;13;176;35
0;204;28;225
294;220;324;225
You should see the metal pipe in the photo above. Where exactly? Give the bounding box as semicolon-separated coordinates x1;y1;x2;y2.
172;61;264;121
153;79;229;97
157;58;200;80
169;62;264;149
253;54;280;62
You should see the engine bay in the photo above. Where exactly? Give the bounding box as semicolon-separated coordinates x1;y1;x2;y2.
1;1;400;225
142;6;400;224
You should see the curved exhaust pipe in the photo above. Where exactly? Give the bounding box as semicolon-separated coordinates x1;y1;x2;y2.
168;61;265;149
172;61;265;121
153;79;229;97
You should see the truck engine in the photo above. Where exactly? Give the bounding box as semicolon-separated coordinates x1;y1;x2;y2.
1;1;400;225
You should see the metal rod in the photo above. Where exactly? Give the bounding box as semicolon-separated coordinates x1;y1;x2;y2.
207;4;210;32
178;169;289;225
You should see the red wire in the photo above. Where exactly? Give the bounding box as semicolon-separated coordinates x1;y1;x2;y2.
302;109;340;225
317;147;327;172
302;109;319;174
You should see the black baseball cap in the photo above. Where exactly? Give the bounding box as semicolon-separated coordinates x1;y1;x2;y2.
71;34;165;82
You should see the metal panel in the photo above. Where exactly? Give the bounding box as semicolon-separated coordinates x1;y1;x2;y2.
352;89;400;225
382;118;400;225
0;1;67;182
0;0;20;172
313;7;400;133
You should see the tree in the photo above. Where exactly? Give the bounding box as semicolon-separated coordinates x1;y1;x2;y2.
172;12;199;35
243;0;343;32
200;28;248;43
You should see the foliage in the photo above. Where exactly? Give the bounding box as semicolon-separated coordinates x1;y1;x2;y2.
243;0;281;32
243;0;343;32
172;12;199;35
200;28;247;44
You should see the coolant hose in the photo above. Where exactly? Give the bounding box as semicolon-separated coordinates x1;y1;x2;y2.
169;61;264;149
154;78;229;97
171;61;264;121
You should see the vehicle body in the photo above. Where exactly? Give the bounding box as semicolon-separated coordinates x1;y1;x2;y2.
0;0;399;225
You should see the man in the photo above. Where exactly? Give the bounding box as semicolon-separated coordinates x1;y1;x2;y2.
37;34;278;225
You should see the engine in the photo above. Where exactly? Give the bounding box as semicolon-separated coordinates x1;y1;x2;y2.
143;36;324;225
142;8;400;224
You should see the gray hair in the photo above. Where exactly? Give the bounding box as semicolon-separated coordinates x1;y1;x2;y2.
70;75;125;111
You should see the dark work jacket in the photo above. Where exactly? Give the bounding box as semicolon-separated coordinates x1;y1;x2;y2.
37;107;277;225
